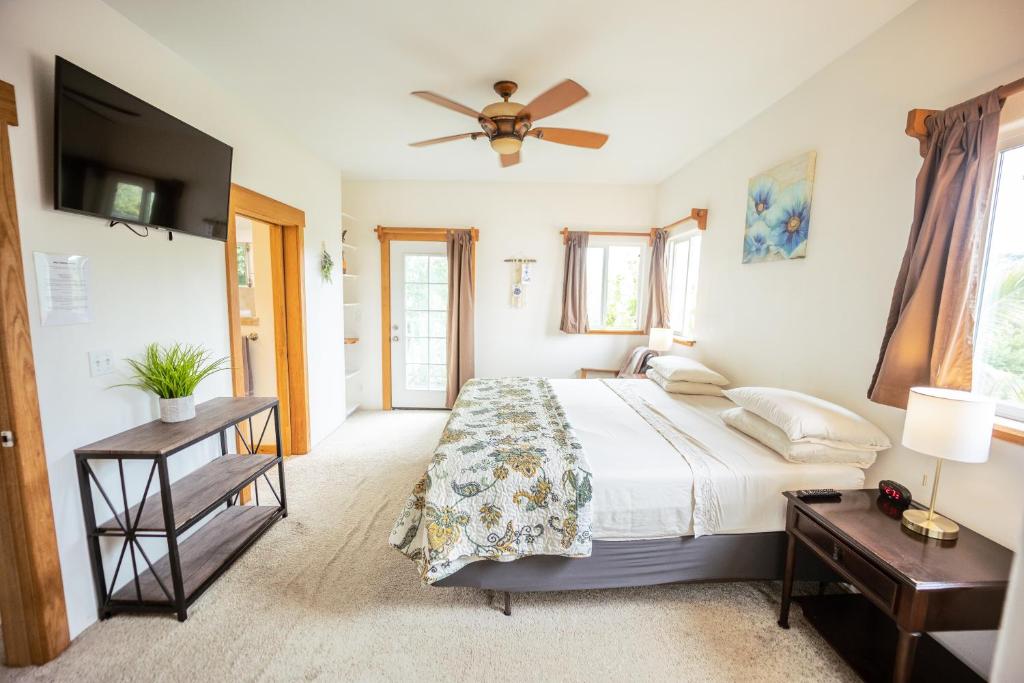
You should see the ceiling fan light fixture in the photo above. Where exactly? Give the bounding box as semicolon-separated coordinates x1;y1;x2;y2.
490;136;522;155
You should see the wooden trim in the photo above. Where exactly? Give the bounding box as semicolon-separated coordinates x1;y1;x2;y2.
673;337;697;347
282;223;309;454
661;208;709;232
377;226;476;410
993;418;1024;446
585;329;645;335
224;185;309;456
380;237;393;410
0;79;70;666
905;76;1024;153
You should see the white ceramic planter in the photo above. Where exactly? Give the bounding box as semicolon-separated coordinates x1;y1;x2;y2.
159;395;196;423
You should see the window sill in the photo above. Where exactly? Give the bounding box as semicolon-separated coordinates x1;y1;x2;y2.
673;337;696;347
993;417;1024;446
586;329;645;335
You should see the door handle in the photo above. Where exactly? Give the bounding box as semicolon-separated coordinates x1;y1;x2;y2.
391;336;400;342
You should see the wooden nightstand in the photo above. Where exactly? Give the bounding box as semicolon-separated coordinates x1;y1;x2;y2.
778;490;1012;683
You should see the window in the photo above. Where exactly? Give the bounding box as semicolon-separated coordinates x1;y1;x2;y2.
404;253;448;391
974;142;1024;419
667;230;701;339
586;238;646;330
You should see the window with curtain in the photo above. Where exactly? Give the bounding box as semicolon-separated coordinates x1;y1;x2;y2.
666;230;701;339
974;141;1024;419
585;237;647;330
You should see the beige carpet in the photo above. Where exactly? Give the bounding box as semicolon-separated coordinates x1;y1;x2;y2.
3;410;856;682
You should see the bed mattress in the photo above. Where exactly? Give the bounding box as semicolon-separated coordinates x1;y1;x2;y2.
550;379;865;541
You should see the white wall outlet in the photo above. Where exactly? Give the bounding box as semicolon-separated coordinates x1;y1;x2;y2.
88;350;114;377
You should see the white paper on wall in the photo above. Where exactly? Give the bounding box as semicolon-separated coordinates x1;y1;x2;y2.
34;252;92;326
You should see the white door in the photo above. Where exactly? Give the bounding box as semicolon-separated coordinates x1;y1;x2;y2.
390;241;448;408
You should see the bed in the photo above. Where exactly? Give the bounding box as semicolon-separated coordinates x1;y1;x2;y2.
391;378;863;609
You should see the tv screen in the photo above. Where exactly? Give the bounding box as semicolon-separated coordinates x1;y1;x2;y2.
54;57;233;241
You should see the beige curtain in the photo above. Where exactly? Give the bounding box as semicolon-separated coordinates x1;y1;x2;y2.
868;90;1004;408
645;228;670;332
446;230;475;408
560;231;590;333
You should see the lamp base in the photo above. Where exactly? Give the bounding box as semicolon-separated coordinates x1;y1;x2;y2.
901;508;959;540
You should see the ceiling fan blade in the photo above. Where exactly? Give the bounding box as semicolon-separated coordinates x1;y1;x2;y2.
517;80;589;122
530;128;608;149
408;132;479;147
411;91;487;120
500;151;521;167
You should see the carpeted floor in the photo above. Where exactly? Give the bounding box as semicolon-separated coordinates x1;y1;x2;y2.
2;410;856;682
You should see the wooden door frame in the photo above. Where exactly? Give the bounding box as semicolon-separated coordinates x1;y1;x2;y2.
225;184;310;454
375;226;477;410
0;80;70;666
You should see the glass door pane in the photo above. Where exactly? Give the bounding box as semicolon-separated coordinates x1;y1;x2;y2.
404;253;448;392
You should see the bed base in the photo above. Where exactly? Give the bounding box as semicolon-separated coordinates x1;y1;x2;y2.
436;532;835;616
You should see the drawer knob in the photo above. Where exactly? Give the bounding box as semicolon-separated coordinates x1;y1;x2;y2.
832;542;842;562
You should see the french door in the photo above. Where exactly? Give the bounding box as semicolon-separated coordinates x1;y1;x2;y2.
389;241;448;408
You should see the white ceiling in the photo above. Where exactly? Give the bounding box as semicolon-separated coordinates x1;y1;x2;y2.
104;0;914;184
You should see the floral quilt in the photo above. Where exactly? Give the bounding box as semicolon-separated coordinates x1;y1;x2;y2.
389;377;593;583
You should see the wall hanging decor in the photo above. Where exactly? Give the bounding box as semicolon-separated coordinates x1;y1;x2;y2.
743;151;816;263
504;257;535;308
320;241;335;283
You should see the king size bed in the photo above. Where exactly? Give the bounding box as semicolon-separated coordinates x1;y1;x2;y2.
390;377;865;613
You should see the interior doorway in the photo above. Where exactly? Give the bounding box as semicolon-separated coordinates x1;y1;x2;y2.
234;216;282;447
224;184;310;455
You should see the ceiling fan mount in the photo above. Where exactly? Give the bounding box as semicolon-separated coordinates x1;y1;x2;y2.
409;78;608;167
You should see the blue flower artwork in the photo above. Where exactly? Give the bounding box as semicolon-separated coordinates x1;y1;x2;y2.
743;152;816;263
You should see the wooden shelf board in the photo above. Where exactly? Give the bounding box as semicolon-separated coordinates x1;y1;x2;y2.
344;338;359;345
111;505;280;604
76;397;278;458
98;454;277;533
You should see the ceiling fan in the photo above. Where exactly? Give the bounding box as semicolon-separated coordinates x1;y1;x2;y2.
408;79;609;167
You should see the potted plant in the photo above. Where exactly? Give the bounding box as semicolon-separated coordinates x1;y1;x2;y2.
120;343;230;423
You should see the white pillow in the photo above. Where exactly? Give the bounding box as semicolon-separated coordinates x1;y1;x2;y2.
722;387;891;452
646;369;724;396
647;356;728;386
721;407;877;468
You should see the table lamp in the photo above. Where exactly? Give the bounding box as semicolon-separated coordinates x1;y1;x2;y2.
648;327;673;353
900;387;995;540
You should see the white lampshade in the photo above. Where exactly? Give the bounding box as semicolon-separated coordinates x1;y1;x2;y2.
902;387;995;463
648;327;673;352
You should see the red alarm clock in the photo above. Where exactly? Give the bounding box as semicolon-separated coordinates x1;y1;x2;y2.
878;480;911;507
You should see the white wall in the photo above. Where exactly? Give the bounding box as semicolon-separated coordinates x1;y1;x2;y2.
654;0;1024;674
1;0;345;638
342;181;656;407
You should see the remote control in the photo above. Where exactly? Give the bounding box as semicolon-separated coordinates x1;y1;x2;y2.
795;488;842;502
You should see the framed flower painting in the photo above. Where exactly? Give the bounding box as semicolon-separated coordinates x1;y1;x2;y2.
743;151;817;263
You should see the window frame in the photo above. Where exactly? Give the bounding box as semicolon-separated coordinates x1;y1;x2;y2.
974;130;1024;423
585;235;649;333
666;228;702;341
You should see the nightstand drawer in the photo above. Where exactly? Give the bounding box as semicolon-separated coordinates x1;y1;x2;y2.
794;510;898;612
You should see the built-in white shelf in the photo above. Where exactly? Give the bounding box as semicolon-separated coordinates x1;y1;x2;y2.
343;273;358;279
342;243;357;251
343;302;360;307
345;403;360;417
345;370;360;381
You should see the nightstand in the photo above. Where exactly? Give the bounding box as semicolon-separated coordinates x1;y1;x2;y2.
778;490;1012;683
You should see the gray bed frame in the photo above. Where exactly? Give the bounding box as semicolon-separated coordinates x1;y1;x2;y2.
435;531;834;615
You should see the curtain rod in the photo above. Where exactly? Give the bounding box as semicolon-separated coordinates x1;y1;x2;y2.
905;76;1024;153
559;208;709;245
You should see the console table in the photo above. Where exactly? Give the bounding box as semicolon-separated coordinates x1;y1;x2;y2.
75;397;287;621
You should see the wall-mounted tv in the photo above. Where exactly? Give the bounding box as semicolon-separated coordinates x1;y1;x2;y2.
54;56;233;241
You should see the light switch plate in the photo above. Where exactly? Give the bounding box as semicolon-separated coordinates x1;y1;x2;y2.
88;350;114;377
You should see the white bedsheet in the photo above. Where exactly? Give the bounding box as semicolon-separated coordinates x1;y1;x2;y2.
550;379;866;541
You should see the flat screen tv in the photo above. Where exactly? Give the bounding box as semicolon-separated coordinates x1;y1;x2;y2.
54;57;233;241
